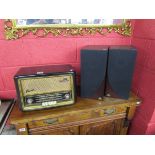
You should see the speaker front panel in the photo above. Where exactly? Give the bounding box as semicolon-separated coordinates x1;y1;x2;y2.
105;46;137;99
81;47;108;99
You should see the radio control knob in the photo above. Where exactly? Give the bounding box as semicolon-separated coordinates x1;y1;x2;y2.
65;94;70;99
27;98;33;104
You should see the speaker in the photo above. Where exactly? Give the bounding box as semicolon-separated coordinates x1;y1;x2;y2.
105;46;137;99
80;45;108;99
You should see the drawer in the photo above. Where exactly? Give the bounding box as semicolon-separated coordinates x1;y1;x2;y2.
28;111;92;129
28;117;59;129
29;126;79;135
28;105;127;129
100;105;127;116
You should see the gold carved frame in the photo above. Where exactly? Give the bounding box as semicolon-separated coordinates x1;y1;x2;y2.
4;19;131;40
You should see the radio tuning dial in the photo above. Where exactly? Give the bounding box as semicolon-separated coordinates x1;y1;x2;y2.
27;98;33;104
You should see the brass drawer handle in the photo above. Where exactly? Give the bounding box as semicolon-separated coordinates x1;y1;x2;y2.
104;108;115;115
43;118;58;124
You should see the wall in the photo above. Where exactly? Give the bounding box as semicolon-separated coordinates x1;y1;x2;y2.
129;19;155;134
0;19;132;99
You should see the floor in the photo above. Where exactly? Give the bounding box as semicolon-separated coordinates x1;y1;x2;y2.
1;124;16;135
0;100;16;135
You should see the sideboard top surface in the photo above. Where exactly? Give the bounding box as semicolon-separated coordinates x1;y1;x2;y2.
10;92;140;124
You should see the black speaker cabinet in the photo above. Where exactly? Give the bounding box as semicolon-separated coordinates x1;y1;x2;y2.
105;46;137;99
80;45;108;100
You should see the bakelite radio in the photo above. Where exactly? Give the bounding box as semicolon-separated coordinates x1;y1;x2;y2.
14;65;76;111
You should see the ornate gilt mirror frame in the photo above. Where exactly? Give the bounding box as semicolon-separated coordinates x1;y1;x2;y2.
4;19;131;40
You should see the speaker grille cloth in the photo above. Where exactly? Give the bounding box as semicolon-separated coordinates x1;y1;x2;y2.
20;75;72;96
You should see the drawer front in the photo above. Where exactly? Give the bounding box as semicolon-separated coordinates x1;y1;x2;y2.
100;105;127;116
28;105;127;129
28;117;59;128
28;111;92;129
29;126;79;135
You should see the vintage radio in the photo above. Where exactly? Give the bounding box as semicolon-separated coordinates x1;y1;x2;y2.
14;65;76;111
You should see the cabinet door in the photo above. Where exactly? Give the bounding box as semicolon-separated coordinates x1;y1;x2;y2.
80;119;124;135
30;126;79;135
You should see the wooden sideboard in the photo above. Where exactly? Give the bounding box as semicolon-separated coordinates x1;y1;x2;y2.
10;93;141;135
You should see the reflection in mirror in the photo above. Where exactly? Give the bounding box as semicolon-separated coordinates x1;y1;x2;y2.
16;19;124;27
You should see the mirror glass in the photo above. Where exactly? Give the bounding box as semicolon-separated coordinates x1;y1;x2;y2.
14;19;125;28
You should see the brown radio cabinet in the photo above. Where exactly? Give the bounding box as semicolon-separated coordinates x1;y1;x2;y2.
10;93;140;135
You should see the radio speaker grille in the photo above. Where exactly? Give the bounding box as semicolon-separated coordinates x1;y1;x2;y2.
19;75;72;96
